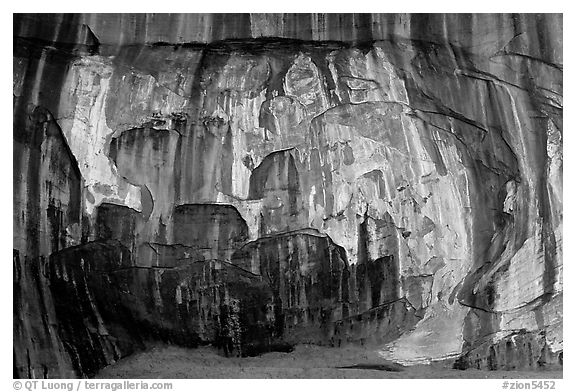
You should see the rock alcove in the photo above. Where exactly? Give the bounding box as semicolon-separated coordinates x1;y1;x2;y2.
13;13;562;378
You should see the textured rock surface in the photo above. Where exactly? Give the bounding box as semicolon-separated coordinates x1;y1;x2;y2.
48;239;281;376
13;105;82;378
13;13;562;377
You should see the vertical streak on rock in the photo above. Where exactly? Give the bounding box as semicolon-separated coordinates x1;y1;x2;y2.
14;106;82;378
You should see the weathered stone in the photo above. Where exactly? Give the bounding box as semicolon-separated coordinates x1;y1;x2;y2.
231;229;420;346
330;299;422;347
13;13;562;377
453;330;562;371
96;203;143;252
110;128;181;241
48;239;285;376
48;241;142;377
13;105;82;378
173;204;249;261
232;230;348;343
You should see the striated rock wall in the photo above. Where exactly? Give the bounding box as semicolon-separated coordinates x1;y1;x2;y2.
13;104;82;378
48;239;278;376
13;13;562;377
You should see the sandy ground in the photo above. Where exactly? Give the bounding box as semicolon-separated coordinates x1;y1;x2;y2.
95;344;563;379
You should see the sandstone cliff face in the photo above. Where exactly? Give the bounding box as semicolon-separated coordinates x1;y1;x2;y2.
13;13;562;377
